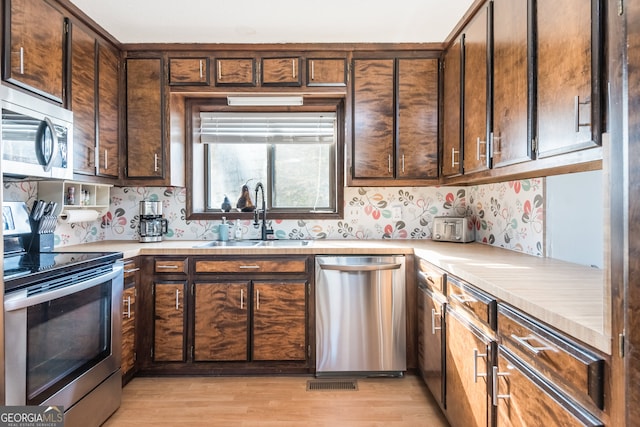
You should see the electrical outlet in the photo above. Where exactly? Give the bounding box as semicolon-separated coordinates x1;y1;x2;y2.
392;205;402;220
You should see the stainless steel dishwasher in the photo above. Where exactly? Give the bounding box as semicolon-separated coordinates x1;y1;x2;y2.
315;255;406;376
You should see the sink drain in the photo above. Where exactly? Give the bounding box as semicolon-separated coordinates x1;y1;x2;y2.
306;379;358;391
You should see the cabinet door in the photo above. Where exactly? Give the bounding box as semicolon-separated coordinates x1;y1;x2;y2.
122;285;137;376
463;4;491;174
492;0;531;168
169;58;209;85
126;58;164;179
397;58;439;179
262;57;302;86
495;346;603;427
535;0;602;157
215;58;256;86
446;308;493;427
153;282;186;362
307;58;346;86
97;42;120;178
442;37;463;177
194;282;249;361
418;287;445;410
252;281;307;361
352;58;395;179
4;0;65;102
69;23;96;176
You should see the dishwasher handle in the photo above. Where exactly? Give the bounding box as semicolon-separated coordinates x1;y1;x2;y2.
318;262;402;272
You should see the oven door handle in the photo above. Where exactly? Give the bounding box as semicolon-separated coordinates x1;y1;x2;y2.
4;265;122;312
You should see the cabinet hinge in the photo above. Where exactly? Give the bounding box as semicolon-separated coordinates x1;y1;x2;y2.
191;283;195;295
619;332;625;358
531;138;538;157
191;345;194;360
150;348;154;358
133;351;137;362
307;345;311;358
64;21;69;33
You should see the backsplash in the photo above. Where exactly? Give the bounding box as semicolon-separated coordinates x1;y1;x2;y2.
3;178;545;256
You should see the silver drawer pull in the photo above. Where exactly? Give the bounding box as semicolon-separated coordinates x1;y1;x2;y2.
511;334;556;355
124;267;140;274
240;289;244;310
175;289;180;310
123;296;131;319
473;348;487;383
157;265;179;269
450;292;477;304
492;366;511;406
431;308;442;335
239;265;260;269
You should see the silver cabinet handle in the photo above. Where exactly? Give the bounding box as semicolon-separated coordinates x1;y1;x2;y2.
450;292;477;304
19;47;24;74
240;288;244;310
388;154;392;173
239;265;260;269
452;147;459;167
511;334;556;355
175;289;180;310
476;137;487;160
319;263;402;272
473;348;487;383
124;267;140;274
491;132;501;155
154;153;159;172
574;95;592;131
199;59;203;79
256;290;260;311
104;149;108;170
431;308;442;335
157;265;179;269
492;366;511;406
124;296;132;319
310;60;315;80
401;154;405;173
292;59;296;78
217;60;222;81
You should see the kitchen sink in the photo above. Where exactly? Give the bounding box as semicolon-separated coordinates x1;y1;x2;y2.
194;240;262;248
256;240;312;247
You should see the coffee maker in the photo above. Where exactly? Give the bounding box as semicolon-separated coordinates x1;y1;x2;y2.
139;201;168;242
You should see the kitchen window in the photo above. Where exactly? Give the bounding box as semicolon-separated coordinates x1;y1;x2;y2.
186;98;344;220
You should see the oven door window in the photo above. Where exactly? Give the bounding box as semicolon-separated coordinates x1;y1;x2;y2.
26;281;111;405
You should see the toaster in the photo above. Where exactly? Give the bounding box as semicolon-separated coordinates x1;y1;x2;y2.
431;216;475;243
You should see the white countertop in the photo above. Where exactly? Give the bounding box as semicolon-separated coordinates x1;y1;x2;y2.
60;239;609;354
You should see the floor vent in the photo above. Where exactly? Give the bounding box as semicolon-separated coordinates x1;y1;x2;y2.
306;379;358;391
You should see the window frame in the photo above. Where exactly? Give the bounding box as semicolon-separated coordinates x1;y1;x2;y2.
185;96;345;221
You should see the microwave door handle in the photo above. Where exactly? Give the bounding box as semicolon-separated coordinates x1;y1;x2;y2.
35;117;58;172
4;265;122;312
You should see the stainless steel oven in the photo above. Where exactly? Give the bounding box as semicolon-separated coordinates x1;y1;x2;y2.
4;252;123;427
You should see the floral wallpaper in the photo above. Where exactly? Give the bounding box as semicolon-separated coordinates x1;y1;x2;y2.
3;178;546;256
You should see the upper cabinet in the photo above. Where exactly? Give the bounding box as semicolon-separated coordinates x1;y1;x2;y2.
3;0;66;102
442;38;463;178
351;56;439;186
214;58;256;86
535;0;604;158
261;57;302;86
306;58;347;86
169;57;209;85
97;42;120;179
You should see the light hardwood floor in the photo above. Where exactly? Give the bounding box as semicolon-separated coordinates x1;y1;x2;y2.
103;374;449;426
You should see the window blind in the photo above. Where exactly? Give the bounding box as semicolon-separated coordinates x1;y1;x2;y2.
199;112;336;144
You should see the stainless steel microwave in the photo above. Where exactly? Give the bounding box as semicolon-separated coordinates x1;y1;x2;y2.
1;85;73;179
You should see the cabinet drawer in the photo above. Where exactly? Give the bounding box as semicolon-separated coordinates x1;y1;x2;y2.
306;58;347;86
447;274;496;329
123;258;140;280
498;303;604;409
154;258;189;275
195;257;307;274
215;58;256;86
169;58;209;85
261;57;302;86
416;258;446;294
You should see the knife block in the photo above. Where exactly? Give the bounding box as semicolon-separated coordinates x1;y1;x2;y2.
26;233;54;252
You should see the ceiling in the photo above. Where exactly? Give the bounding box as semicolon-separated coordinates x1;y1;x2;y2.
68;0;475;44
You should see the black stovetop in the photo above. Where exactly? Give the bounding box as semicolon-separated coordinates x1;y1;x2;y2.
3;251;123;293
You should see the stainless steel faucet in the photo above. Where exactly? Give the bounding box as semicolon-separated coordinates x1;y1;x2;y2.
253;182;273;240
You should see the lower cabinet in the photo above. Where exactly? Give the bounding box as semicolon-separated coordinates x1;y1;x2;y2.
417;284;446;411
153;281;187;362
121;257;140;385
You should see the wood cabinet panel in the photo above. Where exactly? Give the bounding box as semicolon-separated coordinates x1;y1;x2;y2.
69;23;96;176
169;57;209;85
194;282;249;361
262;57;301;86
215;58;256;86
397;58;439;179
496;346;603;426
154;258;189;275
307;58;346;86
97;42;119;178
442;37;463;177
5;0;65;101
126;58;164;179
492;0;531;168
463;4;491;174
252;281;307;361
447;275;497;330
194;258;307;274
418;285;445;410
122;285;136;376
153;282;186;362
352;58;395;179
535;0;600;157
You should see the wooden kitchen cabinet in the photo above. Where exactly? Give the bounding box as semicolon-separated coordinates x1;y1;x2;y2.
535;0;603;158
306;58;346;86
3;0;66;102
252;280;307;361
214;58;256;86
153;281;187;362
442;37;463;178
261;57;302;86
418;282;446;410
69;23;120;180
121;257;140;384
491;0;531;168
125;57;165;180
194;281;249;361
351;56;439;184
169;57;209;85
462;3;492;174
